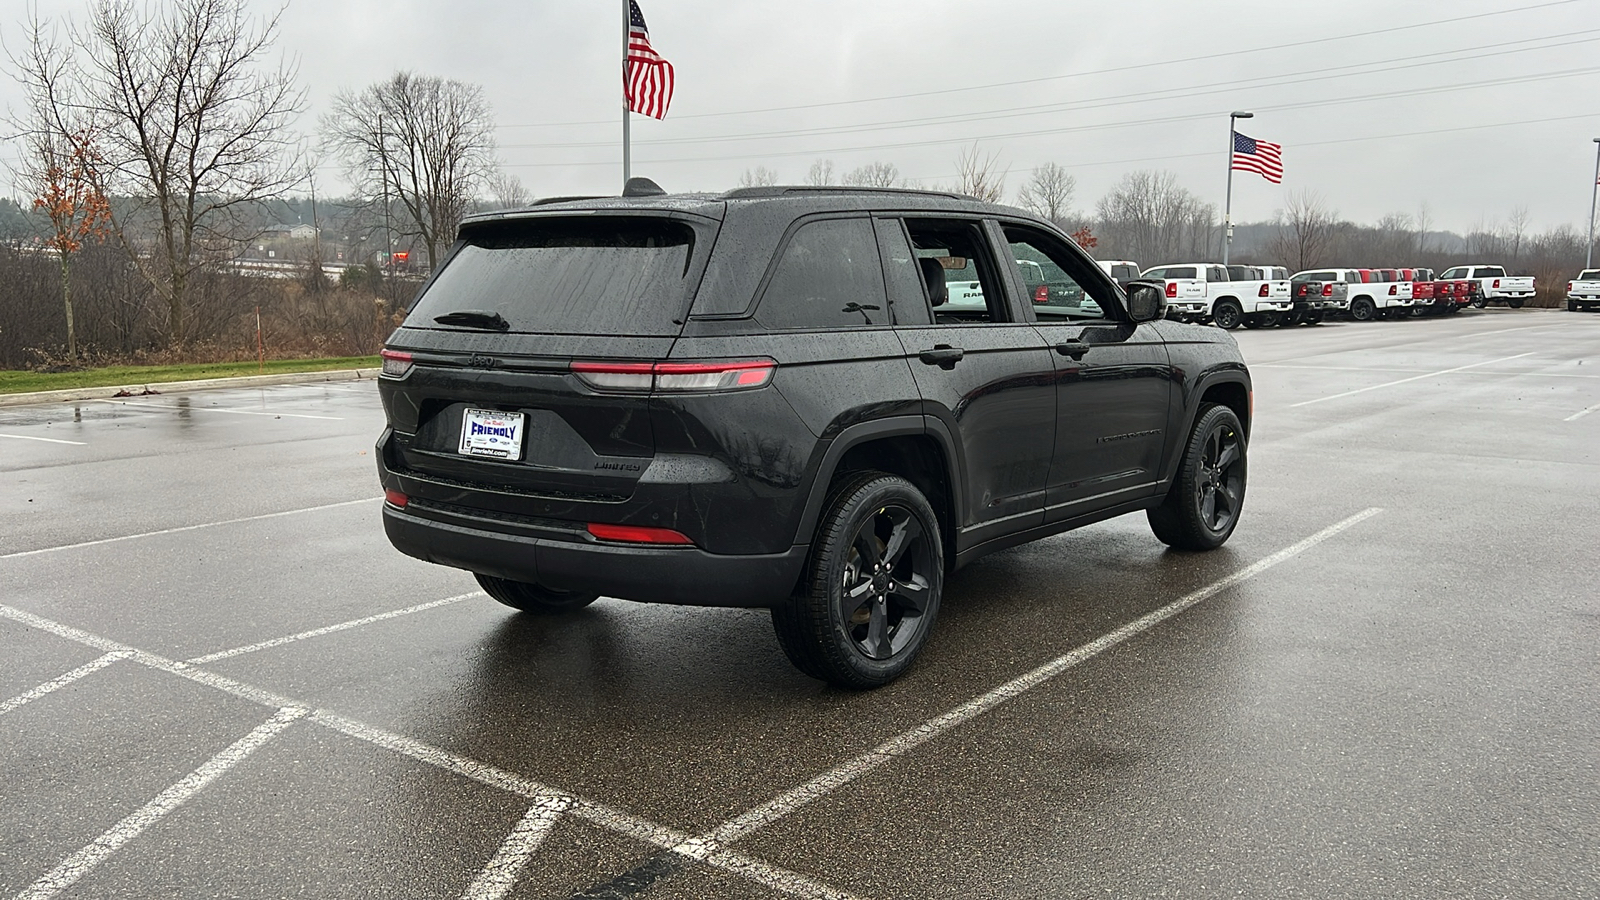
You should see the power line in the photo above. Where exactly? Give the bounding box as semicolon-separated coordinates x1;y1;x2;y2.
495;0;1584;129
495;30;1600;152
492;67;1600;168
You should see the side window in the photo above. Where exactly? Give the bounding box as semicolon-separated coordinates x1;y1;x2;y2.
1002;224;1112;321
1440;267;1463;279
755;218;888;329
902;218;1010;324
873;218;930;326
1208;266;1227;282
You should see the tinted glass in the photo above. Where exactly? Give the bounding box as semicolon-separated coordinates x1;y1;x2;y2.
1480;267;1506;278
1111;264;1140;281
1440;268;1464;278
1003;224;1107;321
1580;270;1600;279
1226;265;1253;280
410;217;696;335
756;218;888;329
1304;271;1335;281
874;218;930;325
1146;266;1196;279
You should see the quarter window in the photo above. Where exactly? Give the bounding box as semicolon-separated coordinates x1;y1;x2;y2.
755;218;888;329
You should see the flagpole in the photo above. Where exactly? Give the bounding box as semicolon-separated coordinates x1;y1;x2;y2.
622;0;631;187
1587;137;1600;270
1223;110;1252;265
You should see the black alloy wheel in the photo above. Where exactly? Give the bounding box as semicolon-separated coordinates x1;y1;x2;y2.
1349;297;1376;321
1148;404;1247;551
476;574;599;613
773;472;944;688
1471;296;1486;309
1212;300;1244;330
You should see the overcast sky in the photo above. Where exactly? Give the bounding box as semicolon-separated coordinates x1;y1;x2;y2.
4;0;1599;233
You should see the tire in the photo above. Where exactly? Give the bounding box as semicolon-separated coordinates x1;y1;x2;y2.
1279;308;1305;327
1471;296;1486;309
475;574;599;613
1571;300;1580;312
1147;404;1247;551
1305;311;1325;325
1212;299;1244;330
771;472;944;689
1508;298;1525;309
1349;297;1376;322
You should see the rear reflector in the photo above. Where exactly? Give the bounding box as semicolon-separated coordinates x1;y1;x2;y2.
587;522;693;545
384;489;408;509
572;359;776;393
380;349;413;378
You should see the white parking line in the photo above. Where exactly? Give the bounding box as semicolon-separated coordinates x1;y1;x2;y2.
0;433;87;445
91;398;342;420
0;652;131;717
1565;402;1600;422
701;507;1385;846
459;796;573;900
0;497;380;560
13;706;307;900
0;603;864;900
184;592;484;665
1290;353;1535;407
1256;363;1600;380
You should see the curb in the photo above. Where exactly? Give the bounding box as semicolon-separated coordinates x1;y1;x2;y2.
0;367;382;409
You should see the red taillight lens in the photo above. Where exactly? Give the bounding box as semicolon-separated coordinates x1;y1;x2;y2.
1493;279;1501;288
1033;284;1049;304
1322;283;1332;296
380;349;413;378
1258;283;1269;297
1164;281;1177;298
1389;285;1397;295
586;523;693;545
572;359;776;393
384;489;408;509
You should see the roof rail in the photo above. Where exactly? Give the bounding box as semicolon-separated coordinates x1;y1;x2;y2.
721;185;968;201
531;195;605;206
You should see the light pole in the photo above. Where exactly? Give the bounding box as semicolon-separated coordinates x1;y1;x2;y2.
1587;137;1600;270
1223;110;1253;265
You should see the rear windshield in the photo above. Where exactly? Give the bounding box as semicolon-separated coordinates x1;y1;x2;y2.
408;217;701;335
1109;264;1139;280
1581;270;1600;280
1145;266;1196;279
1479;267;1506;278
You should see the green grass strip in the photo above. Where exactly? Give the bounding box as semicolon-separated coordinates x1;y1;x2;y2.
0;356;380;394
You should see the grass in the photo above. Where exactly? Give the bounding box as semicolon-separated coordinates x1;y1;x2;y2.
0;356;380;394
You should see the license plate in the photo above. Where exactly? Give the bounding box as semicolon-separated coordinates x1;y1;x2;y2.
459;408;525;460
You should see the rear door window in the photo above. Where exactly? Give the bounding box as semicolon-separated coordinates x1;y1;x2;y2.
901;218;1010;323
410;216;701;335
755;217;889;329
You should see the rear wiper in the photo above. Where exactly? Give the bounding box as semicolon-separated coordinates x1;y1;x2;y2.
432;310;510;332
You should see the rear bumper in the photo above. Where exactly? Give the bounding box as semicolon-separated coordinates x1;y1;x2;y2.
382;504;807;608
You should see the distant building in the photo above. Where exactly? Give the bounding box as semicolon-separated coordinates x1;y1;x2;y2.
263;223;318;240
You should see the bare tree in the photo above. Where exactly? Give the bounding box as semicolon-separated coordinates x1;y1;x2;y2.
841;161;901;188
325;71;497;272
739;166;779;187
806;159;835;186
1415;201;1433;255
483;170;529;210
1506;205;1530;262
1266;190;1337;271
952;143;1007;203
1094;170;1212;264
12;0;307;347
1015;162;1075;224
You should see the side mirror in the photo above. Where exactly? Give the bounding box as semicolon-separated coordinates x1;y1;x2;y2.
1124;281;1167;323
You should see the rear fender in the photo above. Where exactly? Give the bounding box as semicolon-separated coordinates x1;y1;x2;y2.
791;416;965;548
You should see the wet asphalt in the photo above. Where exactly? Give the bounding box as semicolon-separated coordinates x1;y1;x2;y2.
2;307;1597;899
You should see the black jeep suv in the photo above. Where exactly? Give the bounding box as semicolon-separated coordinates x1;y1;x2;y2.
376;182;1251;688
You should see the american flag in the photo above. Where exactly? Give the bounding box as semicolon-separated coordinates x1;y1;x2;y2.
1232;132;1283;184
627;1;675;119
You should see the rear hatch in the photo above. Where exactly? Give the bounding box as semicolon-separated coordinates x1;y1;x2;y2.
379;212;718;509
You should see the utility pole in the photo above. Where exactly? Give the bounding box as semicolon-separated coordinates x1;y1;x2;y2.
1223;110;1253;265
378;113;396;310
309;176;322;291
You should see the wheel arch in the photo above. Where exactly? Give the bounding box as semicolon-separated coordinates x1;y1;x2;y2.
792;418;963;565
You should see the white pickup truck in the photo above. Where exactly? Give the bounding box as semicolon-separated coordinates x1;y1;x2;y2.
1439;265;1536;308
1569;269;1600;311
1139;262;1292;329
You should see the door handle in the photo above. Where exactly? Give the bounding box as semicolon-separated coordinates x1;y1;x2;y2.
1055;340;1091;359
918;345;965;369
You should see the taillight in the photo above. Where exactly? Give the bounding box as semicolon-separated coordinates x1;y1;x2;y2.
384;489;408;509
587;523;693;545
1322;283;1332;296
380;349;413;378
1033;284;1049;304
1570;282;1576;291
571;359;776;393
1258;283;1269;297
1389;285;1397;295
1493;279;1501;288
1165;281;1177;298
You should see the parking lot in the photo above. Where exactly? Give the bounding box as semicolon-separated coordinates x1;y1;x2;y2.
3;307;1598;899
